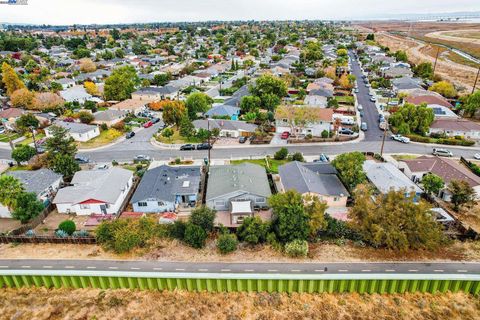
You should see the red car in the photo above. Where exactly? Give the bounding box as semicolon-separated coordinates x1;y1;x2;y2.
281;131;290;139
143;121;153;128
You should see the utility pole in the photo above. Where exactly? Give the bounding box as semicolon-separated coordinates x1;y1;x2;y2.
207;119;211;168
432;46;440;78
473;64;480;94
380;122;388;158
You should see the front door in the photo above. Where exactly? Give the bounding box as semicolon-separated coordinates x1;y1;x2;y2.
100;205;107;215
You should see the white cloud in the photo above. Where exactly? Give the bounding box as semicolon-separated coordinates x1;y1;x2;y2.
0;0;479;24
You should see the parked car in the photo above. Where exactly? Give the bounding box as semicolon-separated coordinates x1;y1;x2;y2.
143;121;153;128
313;153;330;163
339;128;355;135
391;134;410;144
370;96;377;102
281;131;290;139
365;83;371;88
360;111;364;118
433;148;453;157
357;104;363;111
180;144;196;151
361;122;368;131
239;136;247;144
379;121;388;131
0;126;5;134
134;155;151;162
74;156;90;164
151;117;161;124
196;143;212;150
474;153;480;160
126;131;135;139
354;88;359;94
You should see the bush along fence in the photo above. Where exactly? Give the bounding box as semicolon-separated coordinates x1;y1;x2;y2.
1;271;479;295
0;235;96;244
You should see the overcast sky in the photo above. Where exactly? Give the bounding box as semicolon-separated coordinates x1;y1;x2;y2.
1;0;479;25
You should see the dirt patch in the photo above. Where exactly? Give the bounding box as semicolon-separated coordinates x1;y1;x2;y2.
0;218;21;234
1;238;480;263
0;288;479;320
426;29;480;46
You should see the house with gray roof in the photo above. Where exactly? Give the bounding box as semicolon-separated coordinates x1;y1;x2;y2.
192;119;257;138
205;104;240;120
363;160;423;202
59;85;92;104
0;169;63;218
206;163;271;225
46;120;100;142
392;77;423;93
131;165;201;213
53;167;133;215
278;162;349;208
131;85;179;101
93;109;128;127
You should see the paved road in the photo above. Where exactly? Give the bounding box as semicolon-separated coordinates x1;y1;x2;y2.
349;51;384;142
0;259;479;275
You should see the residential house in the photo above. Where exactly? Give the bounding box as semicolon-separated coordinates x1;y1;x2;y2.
46;120;100;142
278;161;349;208
405;95;452;109
53;167;134;215
0;108;24;130
93;109;128;127
398;156;480;201
275;106;333;137
304;88;333;107
429;118;480;140
382;65;413;79
205;104;240;120
56;78;75;89
130;165;201;213
206;163;272;225
363;160;423;201
132;85;179;101
192;119;257;138
392;77;423;93
111;99;147;115
0;169;63;218
59;85;92;104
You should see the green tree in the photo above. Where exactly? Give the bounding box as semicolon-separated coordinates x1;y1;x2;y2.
161;127;174;140
413;62;433;79
179;117;195;137
274;147;289;160
217;233;238;254
464;90;480;118
185;92;213;119
11;145;36;165
1;62;25;96
152;73;172;86
332;152;367;191
78;111;94;124
104;66;139;101
162;101;187;128
50;153;80;179
269;190;310;243
45;125;77;157
394;50;408;62
448;180;477;212
421;174;445;196
349;184;445;251
240;95;261;114
237;216;270;245
250;74;287;111
58;220;76;235
183;223;208;248
0;175;24;210
429;81;457;98
189;206;216;233
15;113;39;134
304;194;328;239
11;192;44;223
284;239;309;257
388;103;434;136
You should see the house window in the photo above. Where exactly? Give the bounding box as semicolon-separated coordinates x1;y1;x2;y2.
255;197;265;203
214;200;225;207
80;204;90;209
138;202;148;207
334;197;339;202
105;204;110;209
158;201;165;206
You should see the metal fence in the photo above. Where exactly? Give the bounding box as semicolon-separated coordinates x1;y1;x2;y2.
0;235;96;244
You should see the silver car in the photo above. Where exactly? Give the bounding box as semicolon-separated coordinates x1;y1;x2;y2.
432;148;453;157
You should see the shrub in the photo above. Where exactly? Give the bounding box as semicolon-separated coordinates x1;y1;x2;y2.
274;147;288;160
25;229;35;237
189;206;216;233
284;239;309;258
72;230;89;238
217;233;238;254
290;152;304;162
319;214;362;241
168;220;187;240
321;130;329;138
237;216;269;245
183;223;207;249
58;220;76;235
55;229;69;238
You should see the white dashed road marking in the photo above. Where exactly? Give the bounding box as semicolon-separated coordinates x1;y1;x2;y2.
87;267;96;269
175;268;185;271
385;269;395;272
361;270;371;272
198;269;209;272
434;270;444;272
457;270;468;273
109;267;118;270
267;270;278;272
221;269;231;272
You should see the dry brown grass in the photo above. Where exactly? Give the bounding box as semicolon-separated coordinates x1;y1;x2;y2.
1;238;480;263
0;288;479;320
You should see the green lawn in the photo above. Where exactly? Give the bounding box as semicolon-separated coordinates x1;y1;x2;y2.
335;96;355;105
230;158;289;174
0;133;21;143
17;133;46;146
78;129;123;148
156;128;202;144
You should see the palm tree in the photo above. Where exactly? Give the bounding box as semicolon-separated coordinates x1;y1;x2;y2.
0;175;25;211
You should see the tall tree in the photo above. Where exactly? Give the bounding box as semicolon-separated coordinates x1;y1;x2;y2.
332;152;367;191
11;192;44;224
0;175;24;210
421;174;445;196
250;74;287;111
185;92;213;120
104;66;139;101
1;62;25;96
448;180;477;212
45;125;77;157
349;184;445;251
162;101;187;128
50;153;80;179
11;145;36;165
15;113;39;133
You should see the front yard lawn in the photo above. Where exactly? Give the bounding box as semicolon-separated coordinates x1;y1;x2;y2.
156;128;202;144
231;157;289;174
335;96;355;105
0;133;21;143
78;129;123;149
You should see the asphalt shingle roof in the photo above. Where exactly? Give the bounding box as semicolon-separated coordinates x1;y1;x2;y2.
6;169;62;195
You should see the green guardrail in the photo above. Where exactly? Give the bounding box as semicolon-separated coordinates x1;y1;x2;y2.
1;271;480;294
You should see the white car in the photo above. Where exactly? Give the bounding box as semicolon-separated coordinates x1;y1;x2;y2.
474;153;480;160
370;96;377;102
391;134;410;144
357;104;363;111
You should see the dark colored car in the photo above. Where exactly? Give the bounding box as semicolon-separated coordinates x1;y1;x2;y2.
151;117;160;124
143;121;153;128
180;144;196;151
196;143;212;150
74;156;90;164
126;131;135;139
239;136;247;144
339;128;355;135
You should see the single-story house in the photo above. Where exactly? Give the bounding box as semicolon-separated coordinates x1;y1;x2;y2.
53;167;134;215
56;78;76;90
111;99;147;115
429;119;480;140
382;66;413;79
398;156;480;201
130;165;201;213
46;120;100;142
0;169;63;218
392;77;423;93
206;163;271;225
205;104;240;120
405;95;452;108
0;108;24;130
131;85;179;101
59;85;92;104
363;160;423;201
192;119;257;138
275;106;333;137
278;161;349;208
93;109;128;127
